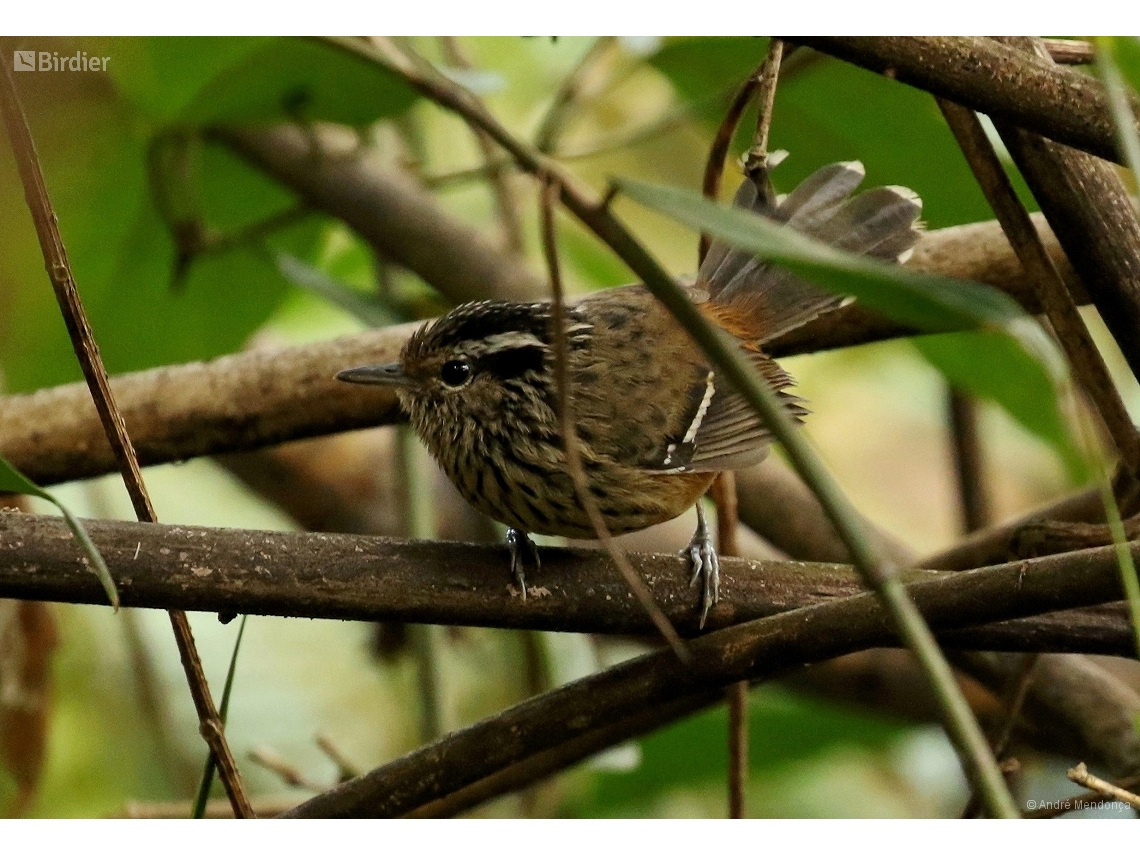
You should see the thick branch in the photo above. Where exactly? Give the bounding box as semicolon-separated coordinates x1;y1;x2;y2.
0;511;1132;653
793;36;1139;165
0;216;1079;489
994;38;1140;382
0;323;417;487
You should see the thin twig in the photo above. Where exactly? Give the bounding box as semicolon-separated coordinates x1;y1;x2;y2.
701;47;773;808
315;734;362;783
539;176;688;660
439;37;525;254
0;51;253;819
992;654;1039;761
743;39;785;177
698;63;765;264
1023;773;1140;817
948;389;992;534
1041;38;1095;65
709;473;746;816
937;96;1140;478
1067;763;1140;809
535;37;619;154
248;747;324;791
959;651;1038;818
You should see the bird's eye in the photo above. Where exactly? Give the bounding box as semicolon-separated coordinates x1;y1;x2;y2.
440;359;472;388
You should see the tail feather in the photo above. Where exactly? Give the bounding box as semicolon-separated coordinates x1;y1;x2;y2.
698;160;923;343
773;160;867;225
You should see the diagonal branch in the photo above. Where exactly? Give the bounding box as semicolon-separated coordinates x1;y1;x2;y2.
0;51;253;819
937;97;1140;477
793;36;1139;165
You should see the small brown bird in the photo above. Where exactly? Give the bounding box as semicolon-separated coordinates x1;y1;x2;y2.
338;162;922;627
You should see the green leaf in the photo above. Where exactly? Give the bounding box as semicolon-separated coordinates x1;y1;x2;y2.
619;178;1033;332
571;686;908;816
273;251;398;328
1098;38;1140;186
0;455;119;610
914;332;1086;482
617;176;1075;474
650;38;1035;229
102;37;420;126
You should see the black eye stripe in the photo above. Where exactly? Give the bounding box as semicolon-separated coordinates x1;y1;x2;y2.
476;344;546;381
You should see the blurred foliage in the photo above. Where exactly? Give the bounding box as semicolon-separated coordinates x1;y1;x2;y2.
569;685;909;817
0;35;1126;818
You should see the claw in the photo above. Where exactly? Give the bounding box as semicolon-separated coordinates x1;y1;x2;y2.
506;527;540;599
685;504;720;630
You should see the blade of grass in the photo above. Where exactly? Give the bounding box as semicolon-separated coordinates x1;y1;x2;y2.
191;614;249;818
0;453;119;609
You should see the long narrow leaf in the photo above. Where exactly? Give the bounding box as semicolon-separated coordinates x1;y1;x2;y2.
191;613;249;818
0;453;119;610
617;176;1077;470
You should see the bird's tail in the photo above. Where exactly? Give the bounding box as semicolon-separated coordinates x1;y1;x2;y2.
698;161;923;343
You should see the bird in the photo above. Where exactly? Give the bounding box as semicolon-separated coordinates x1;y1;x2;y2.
337;160;923;628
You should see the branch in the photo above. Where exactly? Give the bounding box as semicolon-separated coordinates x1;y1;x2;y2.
0;511;1130;653
211;124;542;304
278;530;1130;818
793;36;1139;165
1067;763;1140;809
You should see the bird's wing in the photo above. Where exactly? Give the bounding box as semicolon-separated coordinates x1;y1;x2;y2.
641;349;804;474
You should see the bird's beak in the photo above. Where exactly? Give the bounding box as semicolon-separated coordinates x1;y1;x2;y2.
335;363;413;387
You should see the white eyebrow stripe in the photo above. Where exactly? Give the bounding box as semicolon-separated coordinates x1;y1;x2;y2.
681;371;716;446
470;331;548;356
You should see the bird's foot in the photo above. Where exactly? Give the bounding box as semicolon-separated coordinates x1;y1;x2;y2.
506;527;540;599
686;504;720;630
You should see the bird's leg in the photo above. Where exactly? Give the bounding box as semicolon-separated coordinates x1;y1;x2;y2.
506;527;540;599
686;503;720;629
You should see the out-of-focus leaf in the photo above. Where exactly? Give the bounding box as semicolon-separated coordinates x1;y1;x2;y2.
102;37;419;126
1108;37;1140;105
0;598;59;817
649;37;764;111
1098;38;1140;182
0;456;119;609
273;252;397;328
618;176;1079;478
650;38;1035;228
571;687;908;817
0;90;327;392
914;332;1086;483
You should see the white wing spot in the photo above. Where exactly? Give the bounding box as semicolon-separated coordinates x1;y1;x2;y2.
682;371;716;445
